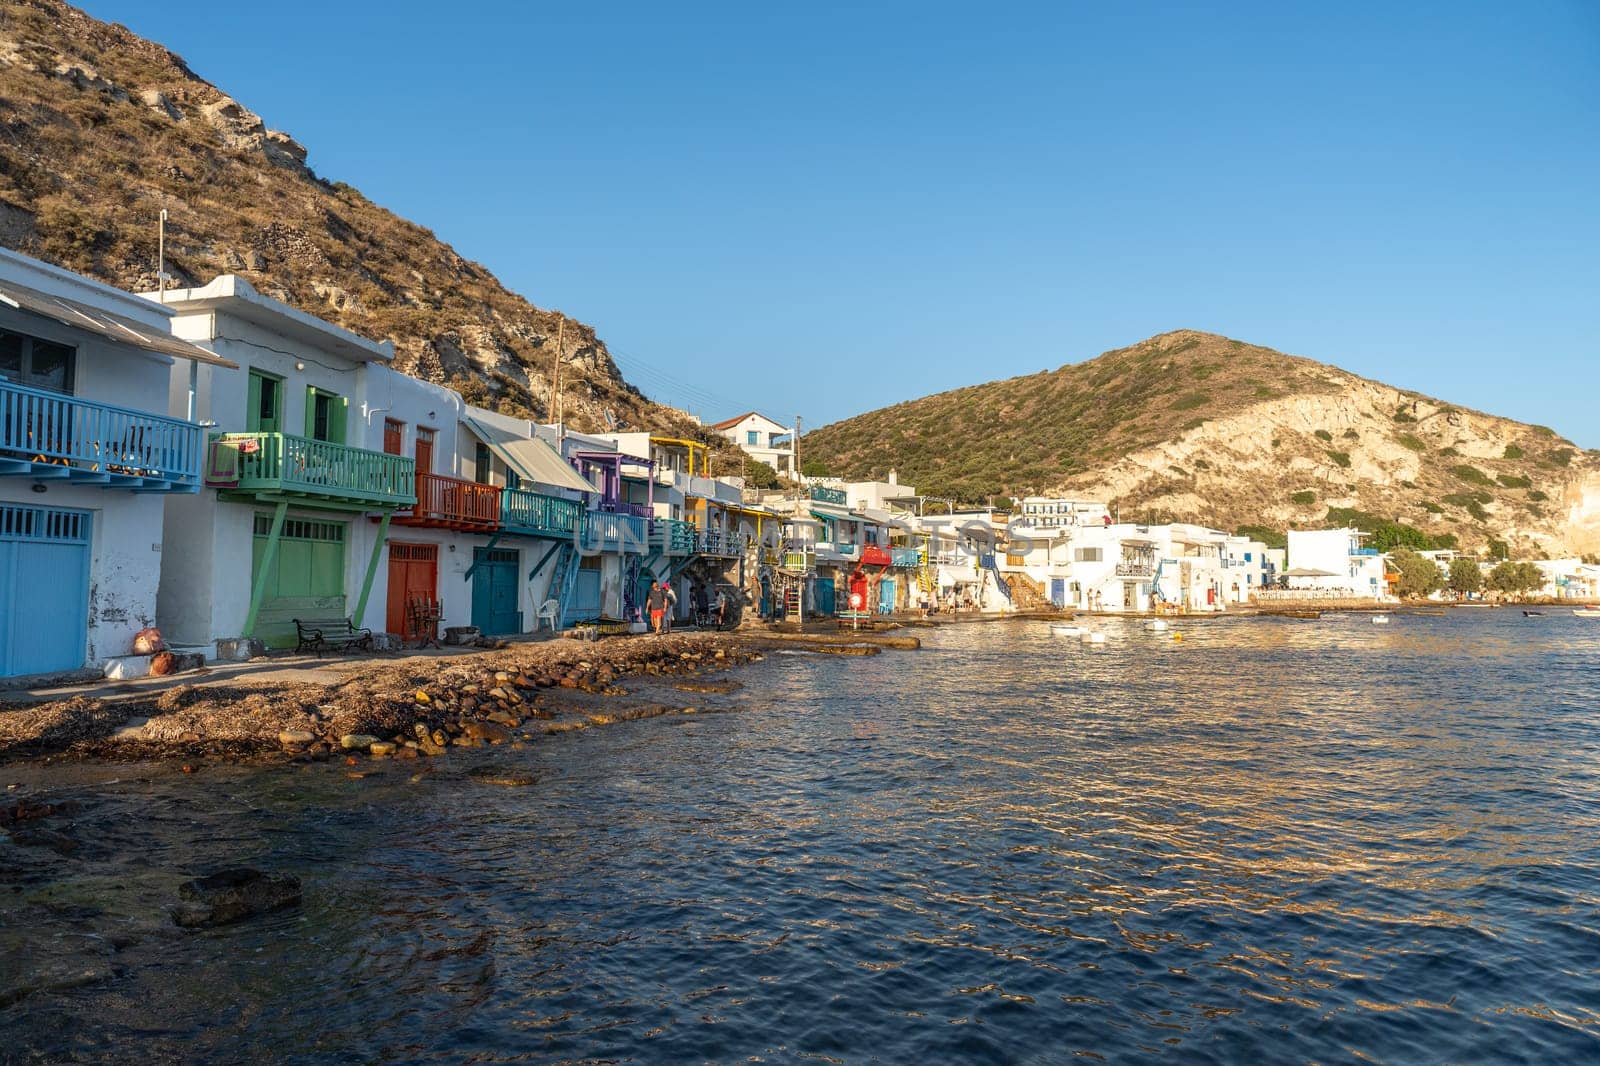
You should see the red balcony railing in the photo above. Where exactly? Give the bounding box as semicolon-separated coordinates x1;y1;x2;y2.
395;472;501;530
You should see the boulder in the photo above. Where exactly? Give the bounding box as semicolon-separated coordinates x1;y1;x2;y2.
172;868;302;929
339;734;379;750
463;721;511;744
277;729;315;747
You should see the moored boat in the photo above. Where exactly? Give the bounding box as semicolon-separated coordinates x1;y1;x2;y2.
1575;606;1600;619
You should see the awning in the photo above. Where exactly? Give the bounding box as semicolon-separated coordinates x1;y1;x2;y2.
461;416;599;495
1283;567;1339;578
0;278;238;368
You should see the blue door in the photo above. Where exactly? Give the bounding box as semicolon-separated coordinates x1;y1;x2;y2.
815;577;836;615
571;567;602;621
0;505;91;677
878;578;896;614
471;547;522;635
1050;578;1066;607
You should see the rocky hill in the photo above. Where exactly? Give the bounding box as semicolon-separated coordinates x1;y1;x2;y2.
802;330;1600;557
0;0;699;437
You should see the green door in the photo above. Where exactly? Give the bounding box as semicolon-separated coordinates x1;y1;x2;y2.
303;387;348;443
472;548;522;635
247;370;282;433
251;514;347;648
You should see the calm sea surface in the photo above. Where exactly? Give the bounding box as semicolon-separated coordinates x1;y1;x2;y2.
3;611;1599;1063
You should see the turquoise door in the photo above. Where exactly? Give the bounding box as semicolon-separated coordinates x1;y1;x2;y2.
1050;578;1066;607
878;578;896;614
471;547;522;635
571;568;602;621
0;505;91;677
815;578;836;615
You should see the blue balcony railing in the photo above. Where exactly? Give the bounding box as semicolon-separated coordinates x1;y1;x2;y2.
0;379;201;492
584;510;649;553
650;517;697;555
502;487;582;538
889;547;923;568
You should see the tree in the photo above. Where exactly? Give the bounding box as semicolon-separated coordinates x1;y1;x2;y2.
743;457;780;490
800;458;830;478
1391;547;1444;599
1447;557;1483;597
1514;561;1546;597
1487;561;1521;595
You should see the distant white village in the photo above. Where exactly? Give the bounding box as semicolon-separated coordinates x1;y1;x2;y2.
1;245;1596;681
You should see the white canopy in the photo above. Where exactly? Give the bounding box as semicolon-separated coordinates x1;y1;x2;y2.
461;416;599;496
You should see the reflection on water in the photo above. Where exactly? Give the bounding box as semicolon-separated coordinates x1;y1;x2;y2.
3;611;1599;1062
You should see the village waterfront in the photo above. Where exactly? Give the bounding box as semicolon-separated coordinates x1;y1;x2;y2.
3;610;1598;1062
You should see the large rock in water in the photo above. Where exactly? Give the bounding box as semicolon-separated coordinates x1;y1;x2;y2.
172;868;302;929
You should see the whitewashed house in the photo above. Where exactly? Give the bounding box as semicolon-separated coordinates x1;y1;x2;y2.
1284;528;1388;600
709;410;793;476
151;275;417;651
0;247;226;677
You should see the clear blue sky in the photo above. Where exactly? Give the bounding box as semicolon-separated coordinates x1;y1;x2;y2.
88;1;1600;445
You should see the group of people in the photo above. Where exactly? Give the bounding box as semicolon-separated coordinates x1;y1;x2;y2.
645;579;731;635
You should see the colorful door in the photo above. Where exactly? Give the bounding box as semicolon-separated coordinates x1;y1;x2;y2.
878;577;896;614
415;427;435;476
0;504;90;677
1050;578;1066;607
570;560;602;622
471;547;521;634
386;542;438;639
251;514;347;648
246;370;282;433
815;577;836;615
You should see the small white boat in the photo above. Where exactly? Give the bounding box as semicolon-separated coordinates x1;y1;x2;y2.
1371;615;1390;625
1575;606;1600;619
1081;631;1107;645
1145;619;1169;632
1050;624;1082;636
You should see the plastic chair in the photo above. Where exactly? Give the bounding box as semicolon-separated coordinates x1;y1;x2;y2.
536;598;560;632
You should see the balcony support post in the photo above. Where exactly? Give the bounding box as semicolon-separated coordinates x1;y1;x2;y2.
352;511;392;629
243;501;289;639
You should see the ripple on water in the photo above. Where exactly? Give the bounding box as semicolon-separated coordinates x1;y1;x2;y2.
3;612;1600;1061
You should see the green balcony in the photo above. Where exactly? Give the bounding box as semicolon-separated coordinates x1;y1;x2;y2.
205;432;415;510
502;486;583;538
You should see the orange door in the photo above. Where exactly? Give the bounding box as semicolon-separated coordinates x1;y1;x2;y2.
415;427;435;475
385;542;438;638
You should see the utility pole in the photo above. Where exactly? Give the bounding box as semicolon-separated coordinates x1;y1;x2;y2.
550;314;566;444
157;208;168;302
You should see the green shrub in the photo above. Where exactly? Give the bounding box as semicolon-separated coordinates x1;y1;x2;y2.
1528;489;1548;502
1315;429;1334;442
1254;386;1276;398
1391;547;1443;598
1291;490;1316;506
1503;444;1524;459
1422;500;1444;514
1343;429;1359;440
1393;407;1417;423
1533;425;1556;438
1325;507;1438;551
1326;450;1351;468
1548;448;1574;467
1397;433;1426;452
1170;391;1210;412
1236;526;1286;550
1434;533;1459;549
1449;464;1493;486
1497;474;1532;489
1439;446;1460;457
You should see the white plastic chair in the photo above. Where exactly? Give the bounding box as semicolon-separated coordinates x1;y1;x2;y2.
536;598;560;632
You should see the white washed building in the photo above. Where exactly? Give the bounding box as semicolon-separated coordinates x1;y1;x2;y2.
0;247;225;676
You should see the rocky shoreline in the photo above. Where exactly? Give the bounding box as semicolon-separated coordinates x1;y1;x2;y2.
0;632;778;767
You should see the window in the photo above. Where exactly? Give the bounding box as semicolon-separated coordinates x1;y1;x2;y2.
746;430;759;445
1074;547;1103;562
0;328;77;393
475;443;492;484
383;419;404;455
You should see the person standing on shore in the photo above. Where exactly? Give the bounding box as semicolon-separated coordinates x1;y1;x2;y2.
663;581;678;633
647;581;668;634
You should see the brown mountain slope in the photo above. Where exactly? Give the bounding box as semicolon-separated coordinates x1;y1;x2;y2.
802;330;1600;557
0;0;697;437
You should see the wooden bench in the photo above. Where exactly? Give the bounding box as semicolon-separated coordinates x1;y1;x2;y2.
293;617;373;656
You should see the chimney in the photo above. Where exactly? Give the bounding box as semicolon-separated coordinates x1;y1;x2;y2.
888;468;898;486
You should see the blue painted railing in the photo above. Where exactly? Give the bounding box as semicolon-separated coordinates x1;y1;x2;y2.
1;378;201;488
502;487;582;537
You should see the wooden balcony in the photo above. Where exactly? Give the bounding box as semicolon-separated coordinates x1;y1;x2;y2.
204;433;415;510
395;472;500;531
650;517;697;556
502;487;583;538
0;379;202;492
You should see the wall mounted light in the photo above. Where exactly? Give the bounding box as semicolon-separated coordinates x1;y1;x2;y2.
30;482;47;494
295;361;306;371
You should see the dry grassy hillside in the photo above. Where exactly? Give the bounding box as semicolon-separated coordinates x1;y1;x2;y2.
803;330;1600;556
0;0;708;441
